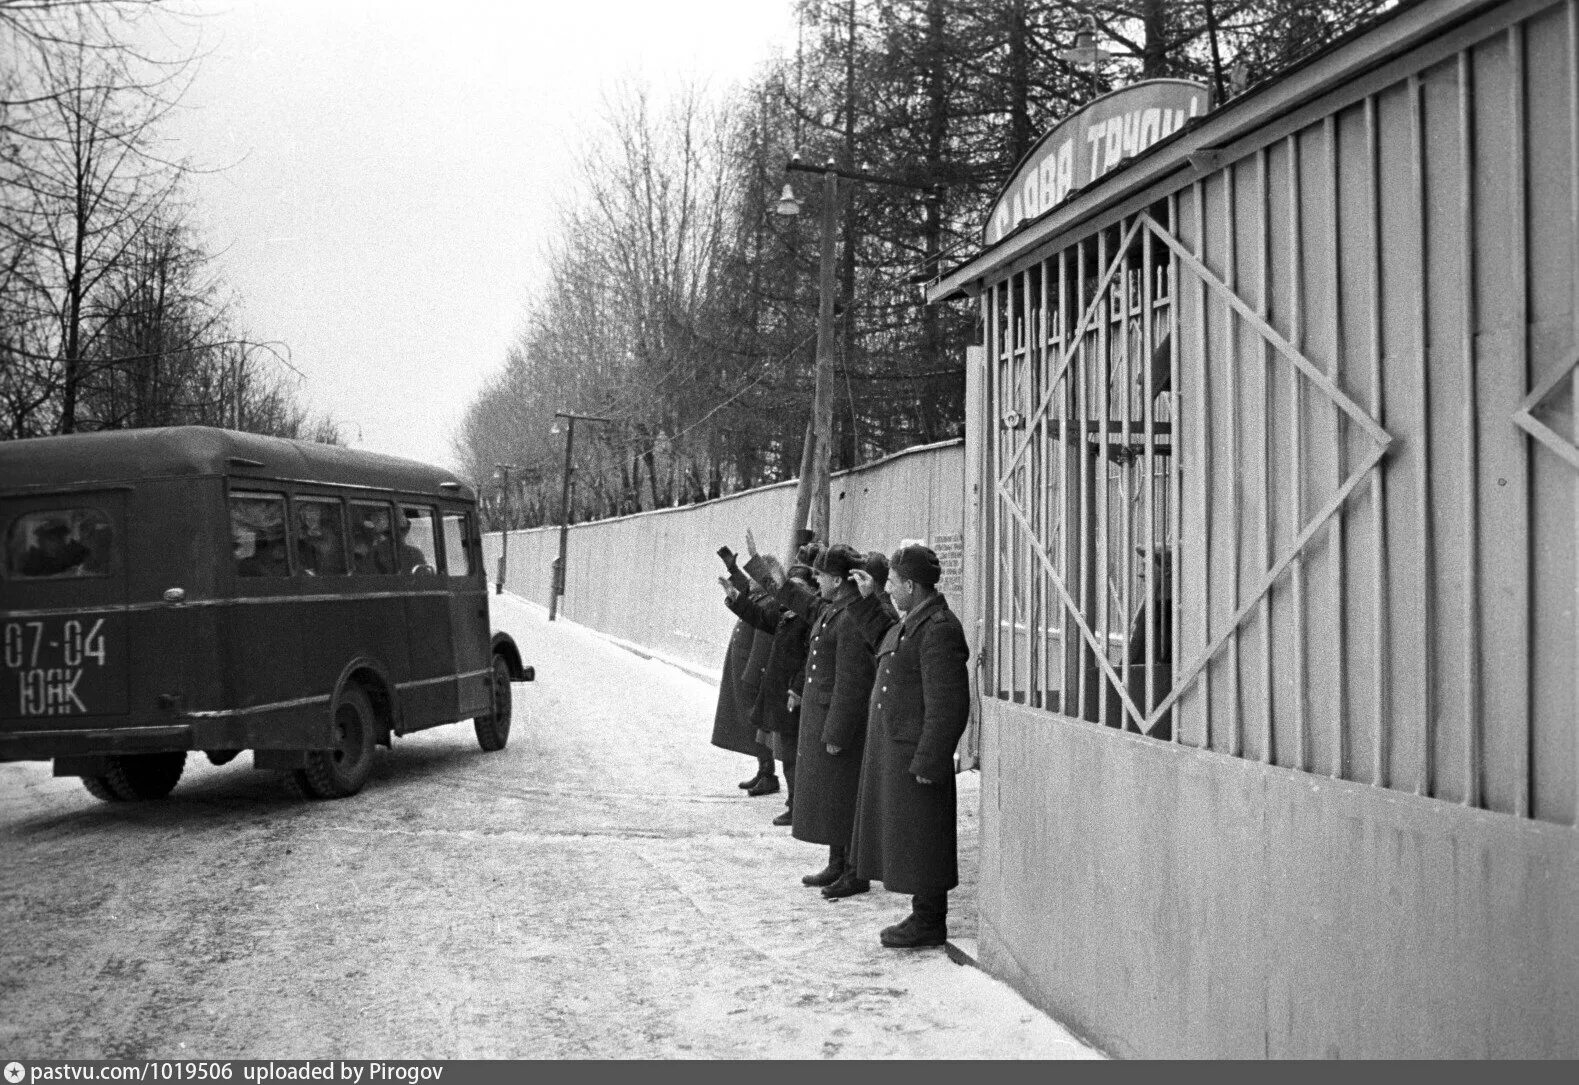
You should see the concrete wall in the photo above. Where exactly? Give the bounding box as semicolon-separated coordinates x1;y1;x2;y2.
481;440;966;677
981;700;1579;1058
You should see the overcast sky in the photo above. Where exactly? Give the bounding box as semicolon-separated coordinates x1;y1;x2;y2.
145;0;796;471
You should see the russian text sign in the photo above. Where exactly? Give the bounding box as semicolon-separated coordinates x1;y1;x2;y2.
984;79;1209;246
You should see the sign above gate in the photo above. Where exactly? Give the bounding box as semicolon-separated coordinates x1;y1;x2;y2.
984;79;1209;246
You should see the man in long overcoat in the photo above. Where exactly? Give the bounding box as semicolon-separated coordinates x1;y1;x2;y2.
711;546;776;793
722;541;821;825
749;542;875;889
819;549;899;899
847;542;970;948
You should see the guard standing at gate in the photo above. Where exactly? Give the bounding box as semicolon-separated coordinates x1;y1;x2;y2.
846;542;970;948
747;540;875;891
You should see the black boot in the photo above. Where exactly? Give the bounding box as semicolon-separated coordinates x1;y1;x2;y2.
746;773;780;796
880;892;948;948
821;870;870;899
738;755;774;790
772;760;794;823
802;846;845;887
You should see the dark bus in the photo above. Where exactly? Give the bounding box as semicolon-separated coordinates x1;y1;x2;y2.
0;426;532;802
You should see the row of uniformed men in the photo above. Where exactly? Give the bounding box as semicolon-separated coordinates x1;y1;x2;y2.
710;530;970;949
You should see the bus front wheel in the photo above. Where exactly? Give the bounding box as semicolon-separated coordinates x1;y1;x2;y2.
474;654;512;752
293;685;377;799
81;752;186;802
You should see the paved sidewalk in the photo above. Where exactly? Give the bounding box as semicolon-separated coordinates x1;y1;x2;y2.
491;588;1103;1058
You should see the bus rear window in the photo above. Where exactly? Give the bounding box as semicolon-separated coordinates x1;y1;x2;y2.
5;509;116;579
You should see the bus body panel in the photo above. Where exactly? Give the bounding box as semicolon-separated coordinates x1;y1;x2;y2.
0;426;522;777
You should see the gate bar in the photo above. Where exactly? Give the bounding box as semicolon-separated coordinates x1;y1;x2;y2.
1458;49;1482;808
1286;136;1311;772
1325;113;1350;781
1366;93;1391;792
1410;72;1435;799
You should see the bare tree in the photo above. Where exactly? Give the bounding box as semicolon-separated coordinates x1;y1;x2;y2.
0;1;336;443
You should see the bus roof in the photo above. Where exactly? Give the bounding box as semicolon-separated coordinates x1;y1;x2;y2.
0;426;475;500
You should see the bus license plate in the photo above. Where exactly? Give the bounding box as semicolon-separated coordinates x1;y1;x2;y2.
1;615;128;719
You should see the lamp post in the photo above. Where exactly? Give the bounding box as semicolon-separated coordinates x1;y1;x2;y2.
549;411;610;621
1059;15;1116;99
493;462;516;595
775;155;939;560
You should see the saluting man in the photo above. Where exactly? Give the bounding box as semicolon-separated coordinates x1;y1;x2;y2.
847;542;970;949
712;546;777;794
747;540;875;892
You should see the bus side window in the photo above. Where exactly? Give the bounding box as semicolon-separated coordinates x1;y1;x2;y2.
295;497;347;576
350;501;395;575
440;511;474;577
231;493;290;578
397;505;438;575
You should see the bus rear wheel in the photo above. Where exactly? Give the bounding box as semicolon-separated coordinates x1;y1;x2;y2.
293;685;377;799
81;752;186;802
474;654;512;752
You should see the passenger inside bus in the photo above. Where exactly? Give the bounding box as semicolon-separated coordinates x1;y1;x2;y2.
295;501;344;575
394;507;434;575
237;529;291;577
230;496;291;578
351;504;393;574
19;516;90;577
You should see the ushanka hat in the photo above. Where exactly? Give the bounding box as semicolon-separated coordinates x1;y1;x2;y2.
813;542;862;579
862;550;890;589
788;541;824;582
889;541;941;587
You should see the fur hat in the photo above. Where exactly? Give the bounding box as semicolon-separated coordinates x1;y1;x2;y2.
889;542;941;587
813;543;861;580
788;541;824;583
862;550;890;589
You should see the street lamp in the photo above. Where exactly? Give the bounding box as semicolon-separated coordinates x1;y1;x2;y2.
549;411;610;621
775;154;939;561
492;463;516;594
1059;15;1116;99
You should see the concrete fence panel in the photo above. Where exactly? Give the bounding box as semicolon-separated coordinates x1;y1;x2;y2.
482;440;966;677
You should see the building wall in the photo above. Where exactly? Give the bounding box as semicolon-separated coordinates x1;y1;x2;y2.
981;700;1579;1058
481;440;966;677
968;0;1579;1057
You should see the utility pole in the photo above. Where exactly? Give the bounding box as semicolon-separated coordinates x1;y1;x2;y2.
776;156;940;560
549;411;610;621
493;462;515;595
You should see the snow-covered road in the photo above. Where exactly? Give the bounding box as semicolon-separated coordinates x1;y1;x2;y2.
0;589;1100;1059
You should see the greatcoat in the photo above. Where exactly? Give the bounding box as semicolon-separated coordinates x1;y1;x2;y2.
709;607;771;759
726;584;810;745
847;590;971;894
778;578;874;846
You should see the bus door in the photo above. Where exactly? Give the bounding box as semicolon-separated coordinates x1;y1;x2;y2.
440;507;489;719
395;503;456;731
1;493;130;727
